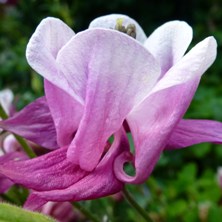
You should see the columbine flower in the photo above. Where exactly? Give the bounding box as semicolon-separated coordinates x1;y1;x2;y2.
0;14;221;210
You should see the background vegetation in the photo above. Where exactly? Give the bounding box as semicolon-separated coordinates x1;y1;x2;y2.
1;0;222;221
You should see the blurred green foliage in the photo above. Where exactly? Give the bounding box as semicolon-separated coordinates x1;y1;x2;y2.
1;0;222;221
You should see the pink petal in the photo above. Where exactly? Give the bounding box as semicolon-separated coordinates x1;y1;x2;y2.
0;97;58;149
0;151;27;193
26;17;76;100
145;21;193;75
0;147;87;191
41;202;77;222
166;119;222;150
115;80;199;184
114;37;217;184
0;175;13;193
150;37;217;95
3;134;21;153
89;14;147;43
44;80;83;147
24;129;129;210
27;17;84;147
0;151;26;162
57;29;160;171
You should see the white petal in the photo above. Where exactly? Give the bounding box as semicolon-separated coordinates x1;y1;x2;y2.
145;21;193;75
89;14;147;43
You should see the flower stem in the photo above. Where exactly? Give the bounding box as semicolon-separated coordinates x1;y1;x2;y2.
72;202;100;222
13;134;36;158
0;104;36;158
122;187;153;222
0;104;8;119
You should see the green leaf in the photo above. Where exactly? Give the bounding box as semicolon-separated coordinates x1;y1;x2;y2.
166;199;187;218
191;143;211;158
0;202;56;222
207;204;222;222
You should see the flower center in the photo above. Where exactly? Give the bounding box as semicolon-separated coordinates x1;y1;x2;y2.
114;18;136;39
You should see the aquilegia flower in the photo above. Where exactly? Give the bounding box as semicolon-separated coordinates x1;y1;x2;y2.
0;14;222;210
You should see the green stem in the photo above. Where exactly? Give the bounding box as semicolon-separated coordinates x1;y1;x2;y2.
0;104;36;158
13;134;36;158
72;202;100;222
122;187;153;222
0;105;8;119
